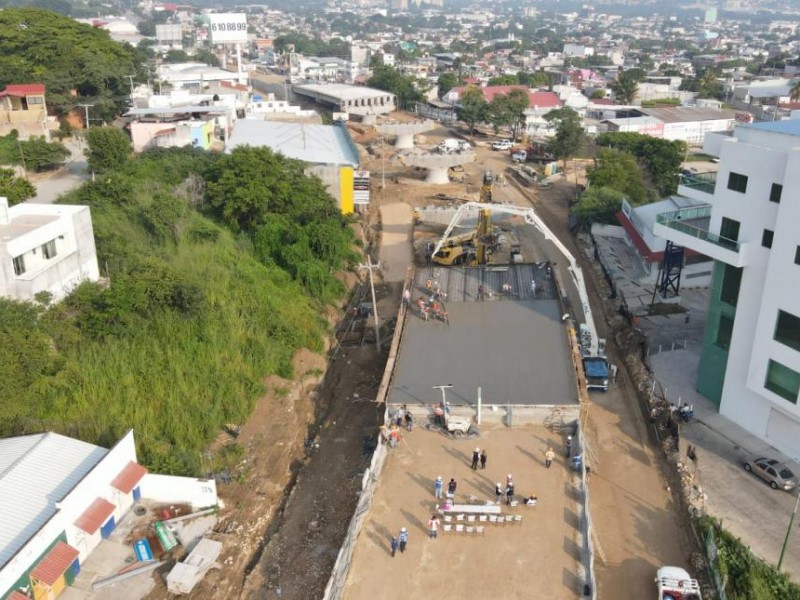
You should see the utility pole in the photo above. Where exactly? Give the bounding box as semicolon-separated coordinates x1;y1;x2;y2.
126;75;135;102
358;255;382;351
381;134;386;189
778;488;800;571
77;103;94;129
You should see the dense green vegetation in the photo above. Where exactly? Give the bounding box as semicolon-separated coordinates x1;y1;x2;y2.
367;64;425;108
595;132;687;197
0;145;356;474
273;32;350;58
0;131;70;172
0;167;36;204
0;8;146;121
699;518;800;600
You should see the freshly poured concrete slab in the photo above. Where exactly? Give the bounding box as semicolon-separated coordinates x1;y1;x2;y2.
389;298;577;407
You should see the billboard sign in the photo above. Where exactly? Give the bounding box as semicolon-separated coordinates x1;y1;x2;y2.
353;170;370;204
208;13;248;44
156;23;182;44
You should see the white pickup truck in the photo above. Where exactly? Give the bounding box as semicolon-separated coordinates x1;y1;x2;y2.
655;566;702;600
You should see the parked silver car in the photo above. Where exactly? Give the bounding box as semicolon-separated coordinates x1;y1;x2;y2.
744;456;799;491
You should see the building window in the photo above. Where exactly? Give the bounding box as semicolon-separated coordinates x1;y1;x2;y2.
727;172;748;193
770;183;783;204
775;310;800;353
762;229;774;249
26;96;43;105
42;239;57;259
765;359;800;403
12;255;25;276
720;265;742;307
795;246;800;266
719;217;740;243
716;314;734;350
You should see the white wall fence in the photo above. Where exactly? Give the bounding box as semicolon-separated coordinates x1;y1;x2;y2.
138;473;218;509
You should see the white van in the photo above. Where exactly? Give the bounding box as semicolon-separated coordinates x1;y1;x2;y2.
438;138;470;153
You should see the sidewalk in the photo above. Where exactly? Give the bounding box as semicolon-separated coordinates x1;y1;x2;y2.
650;349;800;580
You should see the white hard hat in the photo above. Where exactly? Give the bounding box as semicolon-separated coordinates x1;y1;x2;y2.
475;447;480;452
401;527;407;532
496;482;502;487
568;435;573;440
436;475;442;480
507;474;512;479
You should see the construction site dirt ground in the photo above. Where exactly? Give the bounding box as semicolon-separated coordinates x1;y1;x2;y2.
133;118;695;600
342;426;581;600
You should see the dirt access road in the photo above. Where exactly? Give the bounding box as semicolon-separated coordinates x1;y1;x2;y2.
451;134;696;596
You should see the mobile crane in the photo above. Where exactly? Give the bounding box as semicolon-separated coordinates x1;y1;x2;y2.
430;201;601;356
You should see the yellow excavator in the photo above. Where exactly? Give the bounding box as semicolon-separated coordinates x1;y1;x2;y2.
431;208;495;266
479;170;494;204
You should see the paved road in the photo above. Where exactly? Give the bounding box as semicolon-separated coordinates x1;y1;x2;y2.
379;200;413;283
27;139;89;205
651;349;800;580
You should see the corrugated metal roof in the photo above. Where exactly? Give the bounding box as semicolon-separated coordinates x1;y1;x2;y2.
30;542;79;586
8;590;30;600
74;497;115;534
0;434;45;474
111;461;147;494
125;106;228;116
226;119;360;166
2;83;45;96
640;106;736;123
0;433;107;569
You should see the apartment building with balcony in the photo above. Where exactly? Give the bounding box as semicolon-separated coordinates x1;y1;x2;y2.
0;198;100;302
653;119;800;459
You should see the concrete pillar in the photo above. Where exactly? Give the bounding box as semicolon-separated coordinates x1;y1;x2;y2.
394;132;415;149
426;167;451;184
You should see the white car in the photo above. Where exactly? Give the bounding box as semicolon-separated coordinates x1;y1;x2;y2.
511;150;527;163
492;140;512;150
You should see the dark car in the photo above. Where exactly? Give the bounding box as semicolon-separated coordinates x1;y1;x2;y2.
744;456;799;491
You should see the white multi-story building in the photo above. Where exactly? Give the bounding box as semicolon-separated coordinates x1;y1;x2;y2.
654;119;800;459
0;199;100;302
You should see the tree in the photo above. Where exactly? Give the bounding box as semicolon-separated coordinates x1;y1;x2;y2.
595;132;687;197
587;149;650;204
205;146;340;233
610;71;639;104
488;89;529;139
436;72;461;99
544;107;584;169
0;9;145;121
487;74;518;86
164;49;191;63
517;71;551;88
572;187;626;226
457;86;489;135
84;127;131;173
791;80;800;102
367;65;423;108
0;168;36;205
18;136;70;172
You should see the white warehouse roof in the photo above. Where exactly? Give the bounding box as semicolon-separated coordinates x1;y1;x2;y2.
0;433;107;569
293;83;393;102
226;120;359;166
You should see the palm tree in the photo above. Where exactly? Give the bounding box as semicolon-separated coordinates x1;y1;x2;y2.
610;72;639;105
790;80;800;103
